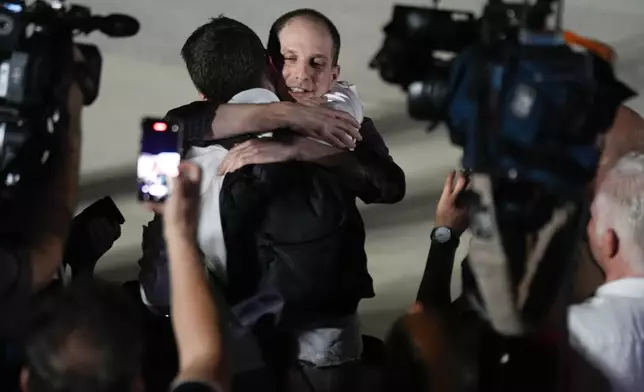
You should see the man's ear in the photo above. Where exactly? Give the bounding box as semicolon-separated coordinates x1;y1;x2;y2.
331;65;340;84
199;93;206;101
601;229;619;259
20;368;29;392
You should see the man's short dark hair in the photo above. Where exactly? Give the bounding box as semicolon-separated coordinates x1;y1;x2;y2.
25;280;142;392
181;16;268;102
267;9;341;66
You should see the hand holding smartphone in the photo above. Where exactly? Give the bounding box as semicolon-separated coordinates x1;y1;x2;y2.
137;117;182;203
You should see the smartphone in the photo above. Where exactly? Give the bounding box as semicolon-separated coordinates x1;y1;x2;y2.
137;117;182;202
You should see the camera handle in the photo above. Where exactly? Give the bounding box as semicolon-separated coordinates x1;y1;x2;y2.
467;172;577;335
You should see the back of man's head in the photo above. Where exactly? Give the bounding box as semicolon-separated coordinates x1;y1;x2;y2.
181;16;268;102
24;280;142;392
594;151;644;270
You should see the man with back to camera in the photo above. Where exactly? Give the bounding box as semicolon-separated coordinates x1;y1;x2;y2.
20;164;233;392
571;151;644;392
139;16;378;392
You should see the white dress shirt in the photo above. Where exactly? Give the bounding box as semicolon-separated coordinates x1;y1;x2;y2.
569;277;644;392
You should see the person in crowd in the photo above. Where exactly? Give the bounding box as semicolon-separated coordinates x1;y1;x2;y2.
573;106;644;302
22;162;230;392
0;76;84;339
570;151;644;392
148;162;230;392
20;280;144;392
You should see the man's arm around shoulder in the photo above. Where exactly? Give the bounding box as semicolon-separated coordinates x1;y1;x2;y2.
293;117;406;204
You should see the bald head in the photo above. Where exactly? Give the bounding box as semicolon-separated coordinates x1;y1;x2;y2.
591;151;644;275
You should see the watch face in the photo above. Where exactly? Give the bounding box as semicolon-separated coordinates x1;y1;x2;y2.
434;227;452;243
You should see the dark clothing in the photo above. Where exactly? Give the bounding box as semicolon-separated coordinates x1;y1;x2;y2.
416;238;460;309
0;244;33;339
220;161;374;318
165;101;406;204
285;360;381;392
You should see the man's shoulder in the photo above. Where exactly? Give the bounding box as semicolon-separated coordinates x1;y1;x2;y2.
569;295;644;344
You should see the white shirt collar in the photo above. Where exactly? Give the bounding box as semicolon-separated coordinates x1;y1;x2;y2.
228;88;280;104
596;277;644;299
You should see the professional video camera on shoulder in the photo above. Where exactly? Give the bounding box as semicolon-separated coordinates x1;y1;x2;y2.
373;0;635;364
371;0;634;214
0;0;138;200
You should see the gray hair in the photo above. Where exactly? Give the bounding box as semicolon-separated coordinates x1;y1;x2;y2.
594;151;644;270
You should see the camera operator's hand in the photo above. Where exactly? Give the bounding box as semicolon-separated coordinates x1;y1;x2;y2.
146;162;230;390
435;170;471;237
146;162;201;242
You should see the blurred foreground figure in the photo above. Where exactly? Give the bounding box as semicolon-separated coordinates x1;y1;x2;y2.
21;281;143;392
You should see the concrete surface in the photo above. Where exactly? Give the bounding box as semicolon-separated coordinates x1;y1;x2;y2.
72;0;644;338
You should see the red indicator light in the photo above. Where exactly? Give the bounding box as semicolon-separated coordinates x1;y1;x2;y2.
153;122;168;132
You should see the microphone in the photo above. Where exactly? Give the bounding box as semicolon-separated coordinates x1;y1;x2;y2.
71;13;140;37
95;14;140;38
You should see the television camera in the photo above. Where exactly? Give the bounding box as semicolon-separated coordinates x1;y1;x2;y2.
372;0;635;389
0;0;139;201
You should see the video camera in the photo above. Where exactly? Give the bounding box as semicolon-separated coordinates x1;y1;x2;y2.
373;0;635;359
0;0;139;200
371;0;634;220
373;1;635;388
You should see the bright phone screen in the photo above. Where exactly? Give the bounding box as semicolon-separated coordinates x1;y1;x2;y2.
137;118;181;202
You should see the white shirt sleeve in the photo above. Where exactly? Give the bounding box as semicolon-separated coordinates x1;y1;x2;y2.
324;81;364;124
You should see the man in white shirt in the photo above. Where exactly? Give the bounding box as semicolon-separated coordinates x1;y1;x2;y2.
570;151;644;392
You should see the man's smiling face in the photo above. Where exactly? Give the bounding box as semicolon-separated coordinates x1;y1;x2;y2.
277;16;339;99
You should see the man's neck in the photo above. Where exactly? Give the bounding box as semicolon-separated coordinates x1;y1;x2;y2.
603;258;644;283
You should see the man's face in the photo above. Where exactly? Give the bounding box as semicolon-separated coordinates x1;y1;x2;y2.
277;17;339;99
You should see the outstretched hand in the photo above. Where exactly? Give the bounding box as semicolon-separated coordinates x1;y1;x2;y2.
145;162;202;241
435;170;471;236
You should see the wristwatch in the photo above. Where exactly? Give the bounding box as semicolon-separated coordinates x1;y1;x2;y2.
431;226;453;243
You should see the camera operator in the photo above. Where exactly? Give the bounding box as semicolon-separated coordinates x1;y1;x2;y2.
0;66;84;339
21;163;227;392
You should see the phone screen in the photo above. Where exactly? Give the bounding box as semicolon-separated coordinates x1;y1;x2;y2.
137;118;182;202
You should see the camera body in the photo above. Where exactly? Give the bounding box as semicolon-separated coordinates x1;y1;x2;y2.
371;1;634;227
